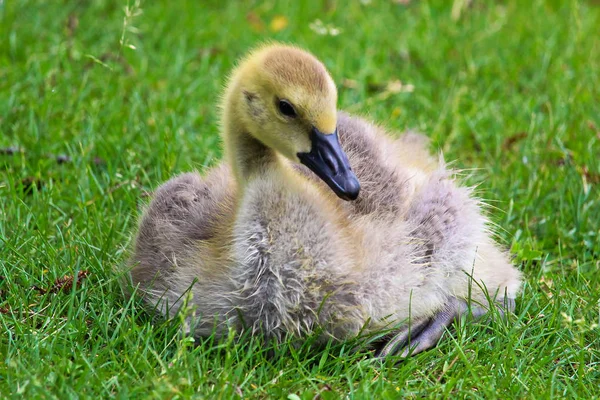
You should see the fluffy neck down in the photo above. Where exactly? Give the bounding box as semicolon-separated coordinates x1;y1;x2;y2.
221;82;279;186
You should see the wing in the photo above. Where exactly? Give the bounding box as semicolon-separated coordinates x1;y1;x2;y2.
337;112;438;217
129;165;235;293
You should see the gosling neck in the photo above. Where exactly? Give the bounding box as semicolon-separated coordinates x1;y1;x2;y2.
222;94;278;185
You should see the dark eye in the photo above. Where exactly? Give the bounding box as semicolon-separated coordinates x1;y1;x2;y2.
278;99;297;118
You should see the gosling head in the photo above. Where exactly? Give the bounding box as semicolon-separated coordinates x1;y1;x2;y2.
225;44;360;201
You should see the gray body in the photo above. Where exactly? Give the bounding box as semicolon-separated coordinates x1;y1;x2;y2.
128;112;522;354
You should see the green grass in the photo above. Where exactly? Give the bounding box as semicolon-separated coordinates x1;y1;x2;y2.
1;0;599;398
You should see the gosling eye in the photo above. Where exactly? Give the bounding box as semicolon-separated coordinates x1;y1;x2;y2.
278;99;297;118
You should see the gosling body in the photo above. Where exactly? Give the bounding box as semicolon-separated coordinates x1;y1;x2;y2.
128;45;521;356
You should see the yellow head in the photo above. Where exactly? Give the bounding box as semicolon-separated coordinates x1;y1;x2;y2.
223;44;360;201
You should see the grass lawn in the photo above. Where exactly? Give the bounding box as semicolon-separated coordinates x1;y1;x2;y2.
1;0;599;397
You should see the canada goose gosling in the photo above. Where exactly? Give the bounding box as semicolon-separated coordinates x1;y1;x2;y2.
128;44;521;359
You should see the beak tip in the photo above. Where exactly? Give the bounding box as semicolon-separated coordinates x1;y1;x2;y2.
341;176;360;201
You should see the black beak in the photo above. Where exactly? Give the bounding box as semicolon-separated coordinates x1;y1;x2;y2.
297;127;360;201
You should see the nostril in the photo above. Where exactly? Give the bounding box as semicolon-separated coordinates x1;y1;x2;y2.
325;156;338;174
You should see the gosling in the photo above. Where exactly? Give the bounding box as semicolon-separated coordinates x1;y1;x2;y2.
127;44;522;357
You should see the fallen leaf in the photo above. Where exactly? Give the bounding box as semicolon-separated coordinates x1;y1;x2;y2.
373;80;415;101
502;132;528;150
247;12;265;32
386;79;414;94
313;384;333;400
197;47;223;59
20;177;44;195
579;165;600;184
270;15;288;32
66;13;79;37
538;276;554;298
587;120;600;139
341;79;359;89
33;270;90;294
